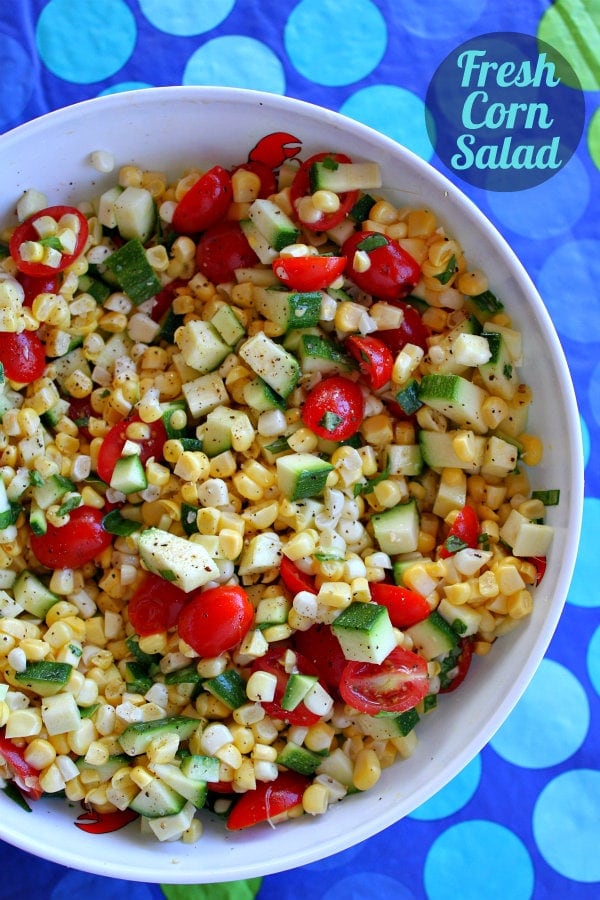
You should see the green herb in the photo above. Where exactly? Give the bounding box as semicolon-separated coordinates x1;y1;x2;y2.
39;235;64;251
452;618;468;636
471;289;503;314
29;470;44;487
78;703;100;719
101;509;140;536
443;534;468;554
0;502;21;530
434;253;457;285
322;156;339;171
354;456;390;496
319;411;343;433
181;502;200;536
478;532;491;551
531;489;560;506
2;782;32;812
57;495;82;517
357;233;388;252
160;569;177;582
264;436;291;454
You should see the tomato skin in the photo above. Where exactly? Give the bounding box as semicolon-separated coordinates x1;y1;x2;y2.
226;770;309;830
0;728;43;800
439;505;479;557
195;220;258;285
302;375;365;441
529;555;547;585
150;278;187;322
18;271;60;307
232;160;277;199
171;165;232;234
30;505;112;569
345;335;393;391
339;646;430;714
369;583;430;628
0;330;46;384
290;152;358;231
342;231;421;302
177;585;254;658
128;572;189;636
374;303;431;355
251;647;321;726
9;205;89;277
293;623;347;696
272;255;346;291
280;556;317;596
96;414;167;485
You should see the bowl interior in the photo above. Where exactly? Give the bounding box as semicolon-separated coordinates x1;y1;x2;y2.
0;86;583;883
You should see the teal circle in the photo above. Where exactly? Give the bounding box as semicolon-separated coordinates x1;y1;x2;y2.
490;659;589;768
409;755;481;820
587;625;600;697
533;769;600;882
99;82;153;95
322;872;415;900
284;0;387;87
396;0;487;38
183;36;285;93
36;0;137;84
340;86;433;161
537;240;600;343
581;414;590;467
567;497;600;608
486;155;590;238
424;821;534;900
139;0;235;35
0;34;34;128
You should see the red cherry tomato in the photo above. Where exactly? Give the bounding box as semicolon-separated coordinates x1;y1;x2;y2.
0;330;46;384
75;806;138;833
171;165;232;235
195;220;258;285
440;638;473;693
339;646;430;715
0;728;43;800
342;231;421;302
439;505;479;558
302;375;364;441
150;278;187;322
272;255;346;291
231;160;277;199
226;770;309;830
250;647;321;726
67;395;94;440
290;152;358;231
369;583;430;629
529;555;547;585
96;414;167;485
18;271;60;307
374;303;431;355
344;334;394;391
9;205;89;277
280;556;317;596
293;623;347;696
128;572;189;636
30;505;112;569
177;585;254;658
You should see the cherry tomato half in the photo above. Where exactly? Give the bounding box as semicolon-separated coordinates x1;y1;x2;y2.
0;728;44;800
96;414;167;485
177;585;254;658
226;770;309;830
171;165;232;235
272;255;346;291
290;152;358;232
293;623;347;696
30;505;113;569
345;334;394;391
9;205;89;277
128;572;189;636
0;330;46;384
529;555;547;585
18;271;60;307
342;231;421;302
439;505;479;558
195;220;258;285
150;278;187;323
373;303;431;355
250;647;321;726
369;583;430;629
339;646;430;715
302;375;364;441
231;160;277;199
280;556;317;596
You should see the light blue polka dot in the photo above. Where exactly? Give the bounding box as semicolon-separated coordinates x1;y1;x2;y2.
533;769;600;882
36;0;137;84
284;0;387;87
424;821;534;900
490;659;589;768
139;0;235;35
567;497;600;608
303;843;362;872
340;86;433;161
486;155;590;239
536;240;600;343
392;0;487;38
322;872;416;900
587;625;600;697
50;870;154;900
581;414;590;468
0;34;34;128
183;36;285;94
588;358;600;431
99;82;153;95
409;755;481;820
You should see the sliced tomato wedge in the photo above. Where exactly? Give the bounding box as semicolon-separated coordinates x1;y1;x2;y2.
29;505;113;570
0;330;46;384
18;271;60;307
177;585;254;658
128;572;189;636
9;205;89;277
369;583;430;628
272;255;346;291
226;770;309;830
250;647;321;726
342;231;421;302
195;220;258;285
302;375;365;441
171;165;232;234
293;623;347;696
439;505;479;557
345;334;394;391
290;152;358;231
373;303;431;354
0;728;43;800
280;556;317;596
96;414;167;485
339;646;430;715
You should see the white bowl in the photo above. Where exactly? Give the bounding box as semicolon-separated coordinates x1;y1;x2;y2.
0;86;583;883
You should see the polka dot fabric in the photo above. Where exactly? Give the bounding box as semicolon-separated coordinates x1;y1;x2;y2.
0;0;598;897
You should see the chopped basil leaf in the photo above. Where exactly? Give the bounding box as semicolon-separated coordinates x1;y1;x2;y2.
471;289;503;314
101;509;140;536
319;411;343;432
434;253;457;285
444;534;468;554
357;233;388;252
57;495;82;517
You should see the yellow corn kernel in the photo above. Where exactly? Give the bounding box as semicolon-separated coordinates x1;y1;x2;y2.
317;581;352;609
219;528;243;561
417;530;437;555
372;479;404;508
496;563;525;595
209;451;237;479
452;430;479;464
5;708;42;739
302;782;329;815
304;721;336;752
519;433;543;466
233;471;263;501
407;208;437;237
195;506;220;535
39;763;66;794
284;531;317;561
23;738;56;770
350;577;371;603
457;269;488;296
145;460;171;488
174;450;210;482
138;632;168;655
353;748;382;791
444;582;472;605
481;395;509;430
369;199;398;225
286;427;319;454
361;414;393;447
507;589;533;619
334;300;368;332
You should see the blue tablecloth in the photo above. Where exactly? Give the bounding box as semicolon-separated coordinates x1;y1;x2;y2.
1;2;598;898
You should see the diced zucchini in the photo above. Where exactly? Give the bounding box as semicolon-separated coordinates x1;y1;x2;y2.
276;452;334;501
149;763;207;807
95;332;134;370
355;707;419;740
51;347;91;394
480;435;519;478
118;715;200;757
97;185;124;230
254;287;322;332
32;472;74;510
104;238;161;305
276;741;324;775
405;611;459;660
204;670;247;709
15;660;73;697
424;314;482;375
239;219;278;264
499;509;554;557
281;673;318;711
13;570;60;618
242;376;285;412
130;778;187;818
432;467;468;519
113;185;156;243
297;333;355;377
309;160;382;193
180;754;220;783
332;601;397;664
175;320;231;373
239;332;300;398
137;527;220;592
237;532;283;576
479;330;520;400
248;198;300;251
437;598;482;637
372;499;420;555
418;374;488;434
387;444;423;477
210;304;246;346
182;372;228;419
110;454;147;494
419;429;486;472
